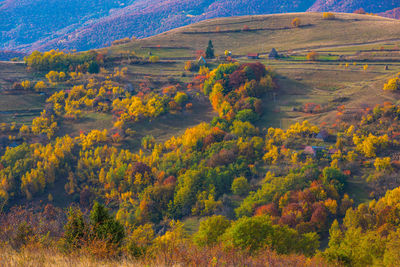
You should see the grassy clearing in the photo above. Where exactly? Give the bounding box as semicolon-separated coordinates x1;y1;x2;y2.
0;62;33;89
123;100;216;150
58;112;114;137
0;93;46;124
0;94;45;111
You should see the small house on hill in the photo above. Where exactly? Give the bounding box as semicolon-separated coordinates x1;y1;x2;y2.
247;53;259;59
304;146;326;157
269;48;278;59
316;130;329;141
198;56;207;66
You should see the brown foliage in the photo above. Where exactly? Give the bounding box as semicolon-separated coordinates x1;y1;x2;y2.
307;51;319;61
208;148;236;167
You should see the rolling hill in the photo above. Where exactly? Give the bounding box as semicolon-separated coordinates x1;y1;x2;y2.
104;12;400;128
1;0;399;53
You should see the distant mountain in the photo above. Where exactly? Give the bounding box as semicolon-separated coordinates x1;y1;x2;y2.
0;0;135;51
308;0;399;14
0;50;26;61
379;7;400;19
0;0;399;53
35;0;316;52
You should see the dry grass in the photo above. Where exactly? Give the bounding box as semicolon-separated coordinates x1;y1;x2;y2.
0;247;141;267
102;12;400;130
107;13;400;56
0;245;331;267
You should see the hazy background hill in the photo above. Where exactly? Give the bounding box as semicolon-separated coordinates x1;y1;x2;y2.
309;0;399;13
0;0;399;53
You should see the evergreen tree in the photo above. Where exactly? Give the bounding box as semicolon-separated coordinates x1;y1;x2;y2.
90;202;125;245
63;207;87;250
88;61;100;74
206;40;215;59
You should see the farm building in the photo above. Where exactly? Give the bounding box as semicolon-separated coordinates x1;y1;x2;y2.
316;130;329;141
198;56;207;65
247;53;259;59
269;48;278;59
304;146;326;157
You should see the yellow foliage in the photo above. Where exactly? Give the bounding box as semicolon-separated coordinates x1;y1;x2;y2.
21;80;32;90
291;17;301;27
353;133;389;158
374;157;393;172
322;12;335;20
34;81;47;91
383;77;400;91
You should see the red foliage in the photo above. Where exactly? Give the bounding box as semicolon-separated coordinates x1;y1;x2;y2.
343;170;351;176
279;213;297;227
303;103;322;113
208;148;236;167
255;203;280;217
238;62;267;81
354;8;366;14
310;204;328;228
229;69;247;89
185;103;193;110
163;176;177;185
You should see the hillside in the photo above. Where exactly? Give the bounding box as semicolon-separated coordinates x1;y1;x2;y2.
1;12;400;266
0;0;135;51
1;0;399;53
0;0;316;52
105;12;400;126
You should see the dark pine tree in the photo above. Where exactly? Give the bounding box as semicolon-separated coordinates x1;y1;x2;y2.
206;40;215;59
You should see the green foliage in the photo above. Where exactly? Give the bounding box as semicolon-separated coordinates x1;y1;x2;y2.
193;215;231;247
222;215;319;255
88;61;100;74
63;207;87;250
142;135;156;149
236;165;319;217
174;92;188;105
90;202;125;245
321;167;347;192
205;40;215;59
231;120;258;137
231;177;250;196
172;170;203;217
235;109;259;123
126;224;155;258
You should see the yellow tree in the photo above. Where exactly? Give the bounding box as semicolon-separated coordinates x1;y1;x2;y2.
291;17;301;28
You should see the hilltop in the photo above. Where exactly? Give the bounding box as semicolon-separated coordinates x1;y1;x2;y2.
1;0;398;53
104;12;400;128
